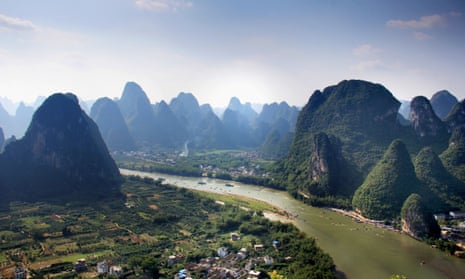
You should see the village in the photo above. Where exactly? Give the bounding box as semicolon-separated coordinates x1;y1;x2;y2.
114;149;271;179
10;233;282;279
434;211;465;257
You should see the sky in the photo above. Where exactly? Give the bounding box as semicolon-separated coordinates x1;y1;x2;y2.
0;0;464;110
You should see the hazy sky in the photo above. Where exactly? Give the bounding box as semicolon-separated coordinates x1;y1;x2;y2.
1;0;464;108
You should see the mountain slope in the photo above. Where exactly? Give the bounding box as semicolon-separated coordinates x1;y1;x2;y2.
409;96;448;149
430;90;458;120
292;79;401;173
91;97;136;151
0;93;121;201
401;193;440;239
414;147;465;211
152;100;187;147
440;126;465;182
118;82;157;144
352;140;419;220
445;100;465;132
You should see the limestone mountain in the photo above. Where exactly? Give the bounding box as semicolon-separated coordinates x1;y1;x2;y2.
222;108;256;147
290;132;361;197
12;102;34;138
445;99;465;132
0;93;121;201
90;97;136;151
259;127;293;160
256;102;299;158
398;100;411;120
118;82;157;144
169;93;229;149
440;126;465;182
430;90;458;120
409;96;448;149
257;102;299;128
169;92;202;131
226;97;258;124
352;140;419;220
292;80;400;172
401;193;441;239
414;147;465;211
194;105;231;149
0;127;4;151
0;102;12;138
152;100;187;147
283;80;401;200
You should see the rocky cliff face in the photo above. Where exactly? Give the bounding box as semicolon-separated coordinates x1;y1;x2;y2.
0;93;121;201
401;193;440;239
446;100;465;132
308;133;351;196
410;96;447;138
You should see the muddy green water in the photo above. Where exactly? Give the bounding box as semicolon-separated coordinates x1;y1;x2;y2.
121;169;465;279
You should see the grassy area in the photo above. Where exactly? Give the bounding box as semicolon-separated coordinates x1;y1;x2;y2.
194;190;279;213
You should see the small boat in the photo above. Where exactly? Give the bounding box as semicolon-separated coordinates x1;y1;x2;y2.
198;181;207;185
225;183;234;187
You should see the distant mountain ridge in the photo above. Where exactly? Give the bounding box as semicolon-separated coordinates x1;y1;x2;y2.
84;82;300;156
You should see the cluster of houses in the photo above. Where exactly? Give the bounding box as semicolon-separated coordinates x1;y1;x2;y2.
170;235;282;279
434;211;465;222
434;211;465;257
73;258;123;277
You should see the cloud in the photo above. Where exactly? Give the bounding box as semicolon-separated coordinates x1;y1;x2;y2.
351;59;384;72
386;14;444;29
353;44;382;57
135;0;193;12
413;31;432;41
0;14;36;32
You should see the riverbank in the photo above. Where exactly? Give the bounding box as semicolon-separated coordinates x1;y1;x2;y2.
328;208;401;233
120;169;465;279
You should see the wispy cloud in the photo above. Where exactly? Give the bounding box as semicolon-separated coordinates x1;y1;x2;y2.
135;0;193;12
353;44;382;57
0;14;36;32
386;14;444;29
413;31;432;41
351;59;384;72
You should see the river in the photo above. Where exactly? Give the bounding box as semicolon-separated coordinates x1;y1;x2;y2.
121;169;465;279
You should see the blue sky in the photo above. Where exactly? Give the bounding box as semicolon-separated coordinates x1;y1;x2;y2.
0;0;464;108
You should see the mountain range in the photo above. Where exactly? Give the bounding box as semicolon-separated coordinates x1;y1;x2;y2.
281;79;464;236
0;79;462;235
82;82;299;157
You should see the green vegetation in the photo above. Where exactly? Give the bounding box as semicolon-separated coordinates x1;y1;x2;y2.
352;140;419;220
440;127;465;182
0;175;336;278
115;149;285;190
414;147;465;211
400;194;440;239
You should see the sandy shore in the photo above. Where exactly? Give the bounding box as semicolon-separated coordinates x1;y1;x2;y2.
329;208;401;233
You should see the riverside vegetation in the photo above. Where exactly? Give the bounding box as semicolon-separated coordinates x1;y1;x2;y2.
0;175;336;279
